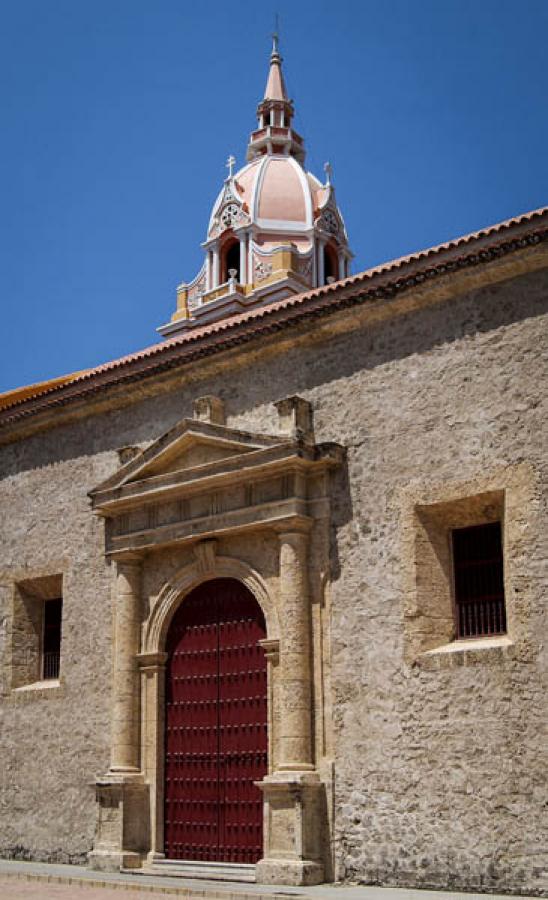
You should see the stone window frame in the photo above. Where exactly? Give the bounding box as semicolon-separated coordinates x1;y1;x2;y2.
400;464;536;669
7;572;64;693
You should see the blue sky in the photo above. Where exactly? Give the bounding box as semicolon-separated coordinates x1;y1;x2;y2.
1;0;547;392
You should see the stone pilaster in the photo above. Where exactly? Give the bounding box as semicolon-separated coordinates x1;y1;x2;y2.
258;638;280;774
137;650;168;864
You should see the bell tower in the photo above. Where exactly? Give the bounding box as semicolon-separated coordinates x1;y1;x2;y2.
247;34;305;164
158;37;352;338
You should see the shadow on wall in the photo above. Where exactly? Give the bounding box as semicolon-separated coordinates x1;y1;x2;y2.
2;269;547;478
329;460;353;586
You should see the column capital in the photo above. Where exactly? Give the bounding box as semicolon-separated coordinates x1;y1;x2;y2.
258;638;280;664
136;651;168;672
275;520;313;541
114;551;144;568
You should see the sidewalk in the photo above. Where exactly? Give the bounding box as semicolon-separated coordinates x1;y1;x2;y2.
0;859;540;900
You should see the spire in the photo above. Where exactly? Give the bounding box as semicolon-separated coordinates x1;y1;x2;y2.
264;31;288;102
246;35;305;164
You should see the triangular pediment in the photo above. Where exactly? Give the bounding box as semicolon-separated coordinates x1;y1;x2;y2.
90;418;282;497
126;432;260;481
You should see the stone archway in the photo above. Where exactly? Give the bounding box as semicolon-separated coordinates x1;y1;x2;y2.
163;577;267;864
89;398;341;883
137;548;279;868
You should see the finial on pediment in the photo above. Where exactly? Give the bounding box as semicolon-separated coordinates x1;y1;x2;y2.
274;395;314;444
193;395;225;425
324;161;333;187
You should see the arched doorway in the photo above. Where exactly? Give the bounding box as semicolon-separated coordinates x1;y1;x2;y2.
164;578;267;864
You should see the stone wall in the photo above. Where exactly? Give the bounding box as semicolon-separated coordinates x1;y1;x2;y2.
0;267;547;891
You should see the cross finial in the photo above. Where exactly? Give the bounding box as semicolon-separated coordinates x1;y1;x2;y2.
226;154;236;179
324;161;333;186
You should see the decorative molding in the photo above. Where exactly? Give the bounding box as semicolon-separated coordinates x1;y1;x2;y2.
254;258;273;282
193;539;218;574
143;554;280;654
136;651;168;671
258;638;280;664
319;209;340;237
297;257;313;278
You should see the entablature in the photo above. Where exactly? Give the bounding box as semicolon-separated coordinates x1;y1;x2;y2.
89;396;344;558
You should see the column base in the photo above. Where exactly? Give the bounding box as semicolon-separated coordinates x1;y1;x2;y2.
256;771;326;886
256;858;324;886
88;850;142;872
89;773;148;872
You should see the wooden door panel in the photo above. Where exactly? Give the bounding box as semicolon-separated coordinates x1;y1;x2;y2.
164;579;267;863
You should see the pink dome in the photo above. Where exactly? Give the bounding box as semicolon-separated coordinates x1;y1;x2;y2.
208;155;334;238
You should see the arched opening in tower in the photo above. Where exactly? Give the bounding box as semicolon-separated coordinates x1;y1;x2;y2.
221;240;240;284
323;243;338;284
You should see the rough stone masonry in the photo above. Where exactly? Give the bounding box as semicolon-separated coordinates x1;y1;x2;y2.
0;233;547;893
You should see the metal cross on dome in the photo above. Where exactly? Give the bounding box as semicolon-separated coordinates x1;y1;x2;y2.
226;155;236;179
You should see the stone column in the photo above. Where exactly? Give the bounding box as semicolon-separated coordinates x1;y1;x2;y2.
338;250;346;281
317;239;325;287
247;234;253;286
239;236;247;283
256;526;324;885
212;247;220;287
110;554;142;773
278;529;314;771
89;553;147;872
205;251;212;291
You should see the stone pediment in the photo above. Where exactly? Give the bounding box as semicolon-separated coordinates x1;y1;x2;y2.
90;418;282;499
89;396;344;557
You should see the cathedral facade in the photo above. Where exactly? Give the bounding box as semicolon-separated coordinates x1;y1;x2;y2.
1;41;547;894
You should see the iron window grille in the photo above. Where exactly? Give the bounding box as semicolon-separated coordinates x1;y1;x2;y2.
42;597;62;679
452;522;506;639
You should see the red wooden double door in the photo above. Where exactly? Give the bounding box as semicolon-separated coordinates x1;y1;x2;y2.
164;578;267;863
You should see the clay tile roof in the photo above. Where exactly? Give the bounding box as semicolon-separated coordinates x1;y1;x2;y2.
0;371;90;412
1;205;547;428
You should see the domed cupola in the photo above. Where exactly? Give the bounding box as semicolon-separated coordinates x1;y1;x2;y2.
159;36;352;337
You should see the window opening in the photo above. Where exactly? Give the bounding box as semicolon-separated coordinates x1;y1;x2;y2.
452;522;506;638
222;241;240;283
323;244;337;284
43;597;62;679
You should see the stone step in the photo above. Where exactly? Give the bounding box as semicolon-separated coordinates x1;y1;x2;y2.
149;859;256;883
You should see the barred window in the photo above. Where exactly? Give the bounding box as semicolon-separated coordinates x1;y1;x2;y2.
43;597;62;680
452;522;506;639
10;574;63;688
